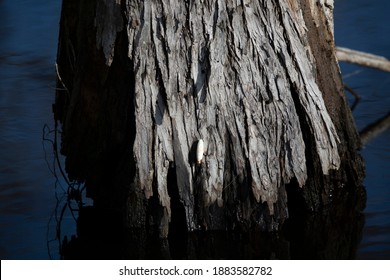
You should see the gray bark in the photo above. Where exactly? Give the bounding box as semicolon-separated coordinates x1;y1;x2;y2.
55;0;365;239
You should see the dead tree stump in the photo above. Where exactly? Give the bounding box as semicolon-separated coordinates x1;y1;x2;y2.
54;0;365;241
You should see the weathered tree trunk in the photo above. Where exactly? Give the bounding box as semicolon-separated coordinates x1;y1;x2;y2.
55;0;365;242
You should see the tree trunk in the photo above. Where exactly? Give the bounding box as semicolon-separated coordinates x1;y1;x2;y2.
55;0;365;242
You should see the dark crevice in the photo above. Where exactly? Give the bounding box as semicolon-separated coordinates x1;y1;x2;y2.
152;49;168;125
285;178;306;219
224;126;243;229
167;163;188;258
288;80;323;212
212;0;219;38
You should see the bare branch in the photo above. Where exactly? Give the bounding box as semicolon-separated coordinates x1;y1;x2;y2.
336;47;390;72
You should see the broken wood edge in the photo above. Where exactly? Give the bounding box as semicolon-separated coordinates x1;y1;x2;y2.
336;47;390;72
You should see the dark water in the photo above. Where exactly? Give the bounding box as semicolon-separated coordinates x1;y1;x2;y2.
0;0;389;259
334;0;390;259
0;0;71;259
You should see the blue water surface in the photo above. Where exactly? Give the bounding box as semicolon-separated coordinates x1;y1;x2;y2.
334;0;390;259
0;0;72;259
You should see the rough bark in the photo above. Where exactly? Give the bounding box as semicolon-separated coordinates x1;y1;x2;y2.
55;0;365;240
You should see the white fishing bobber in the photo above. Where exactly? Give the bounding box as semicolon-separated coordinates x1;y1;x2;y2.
196;139;204;165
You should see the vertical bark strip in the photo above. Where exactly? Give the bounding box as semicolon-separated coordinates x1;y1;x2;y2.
55;0;365;238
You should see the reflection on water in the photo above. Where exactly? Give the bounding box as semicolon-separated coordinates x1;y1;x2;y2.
335;0;390;259
0;0;389;259
59;202;364;260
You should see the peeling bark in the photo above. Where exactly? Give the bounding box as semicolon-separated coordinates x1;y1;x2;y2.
55;0;365;239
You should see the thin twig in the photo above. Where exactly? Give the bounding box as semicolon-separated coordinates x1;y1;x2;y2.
343;84;361;111
360;111;390;146
344;84;361;100
55;62;70;97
